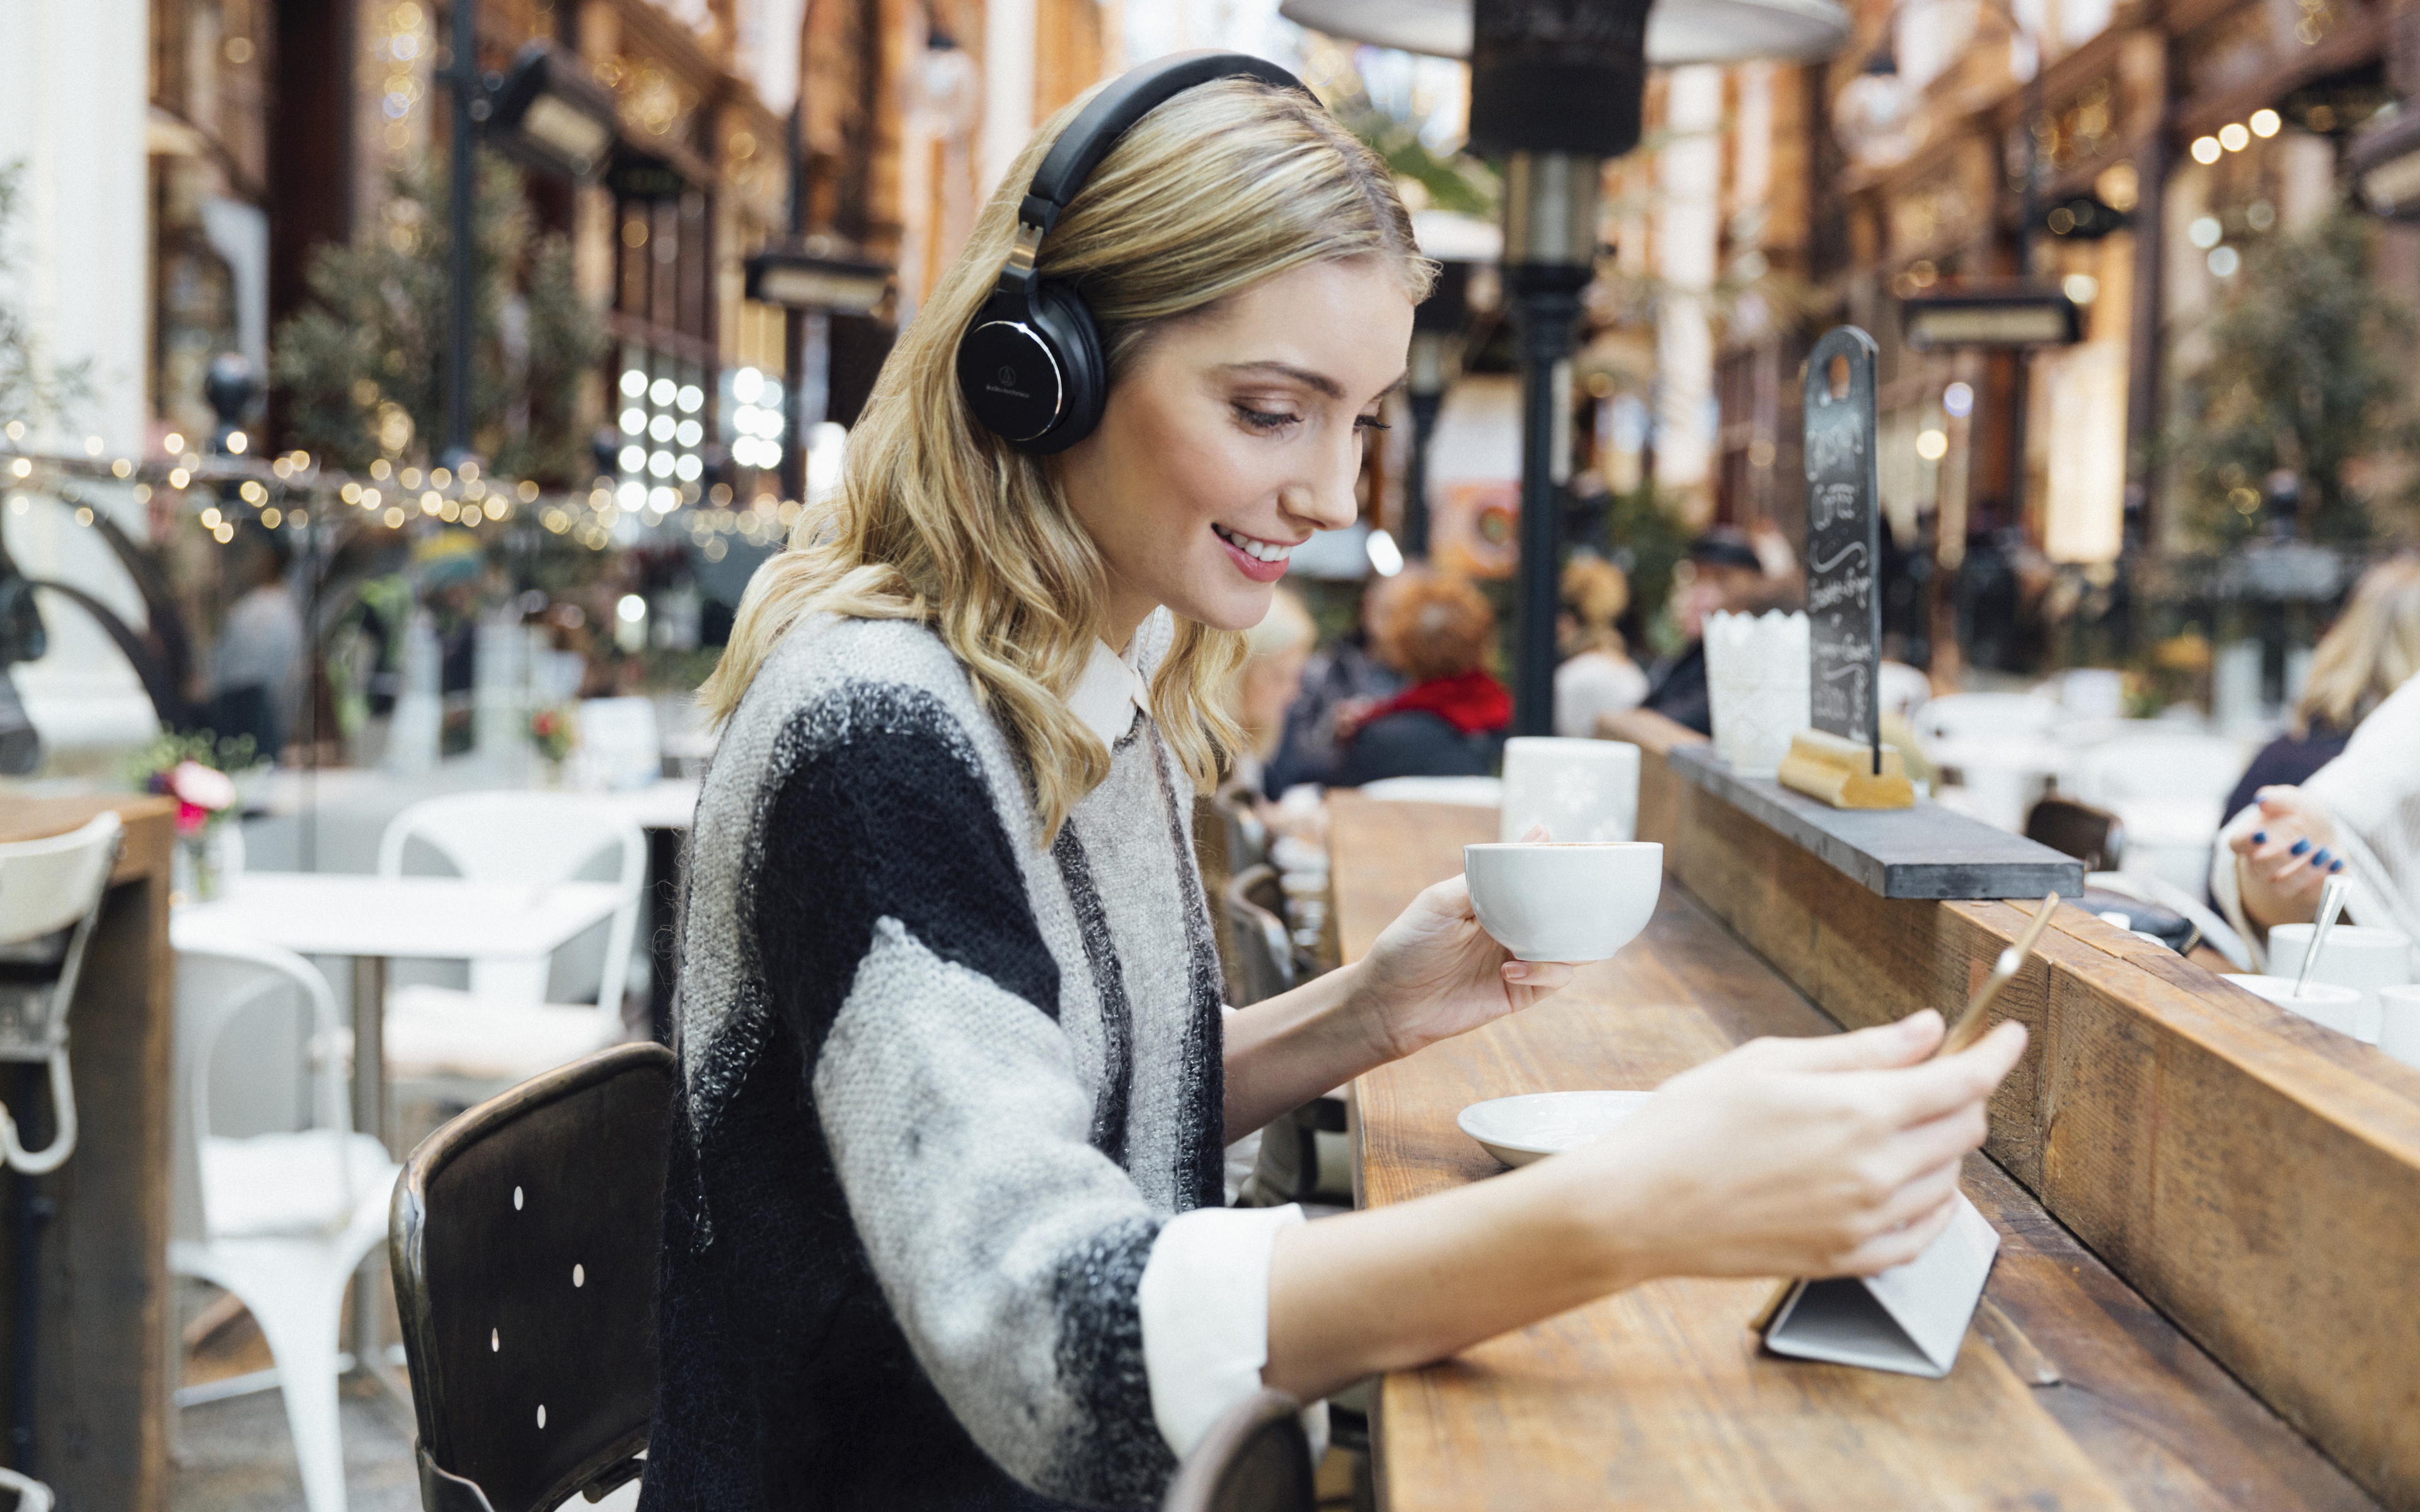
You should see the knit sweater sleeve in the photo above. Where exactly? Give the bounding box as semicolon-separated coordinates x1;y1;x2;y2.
749;684;1185;1506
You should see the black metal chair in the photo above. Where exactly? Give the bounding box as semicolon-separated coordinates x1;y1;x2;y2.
390;1041;675;1512
2024;796;2125;874
1161;1390;1314;1512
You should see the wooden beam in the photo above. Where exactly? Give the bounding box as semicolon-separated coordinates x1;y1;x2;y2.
0;796;175;1512
1643;748;2420;1508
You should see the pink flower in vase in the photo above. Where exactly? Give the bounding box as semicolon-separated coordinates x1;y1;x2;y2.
168;760;237;815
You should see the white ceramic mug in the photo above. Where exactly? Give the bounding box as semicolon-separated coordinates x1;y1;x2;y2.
1499;737;1641;844
1463;841;1663;963
2266;924;2414;1045
2378;985;2420;1070
2224;974;2367;1040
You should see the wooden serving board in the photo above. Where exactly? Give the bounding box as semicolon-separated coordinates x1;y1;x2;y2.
1329;791;2373;1511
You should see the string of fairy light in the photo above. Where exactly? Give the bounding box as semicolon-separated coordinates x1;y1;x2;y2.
0;418;810;556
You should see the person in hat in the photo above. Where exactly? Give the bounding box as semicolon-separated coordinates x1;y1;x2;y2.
1637;527;1771;736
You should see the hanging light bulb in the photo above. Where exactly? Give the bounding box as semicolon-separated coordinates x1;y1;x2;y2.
1833;54;1927;167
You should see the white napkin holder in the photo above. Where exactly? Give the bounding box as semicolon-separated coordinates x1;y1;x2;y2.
1760;1191;1999;1378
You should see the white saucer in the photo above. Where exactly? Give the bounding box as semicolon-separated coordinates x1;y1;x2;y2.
1456;1090;1652;1167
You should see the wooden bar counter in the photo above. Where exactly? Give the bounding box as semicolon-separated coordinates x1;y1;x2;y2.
0;795;176;1512
1334;781;2388;1511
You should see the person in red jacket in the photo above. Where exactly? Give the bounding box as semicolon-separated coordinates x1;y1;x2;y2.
1335;570;1510;787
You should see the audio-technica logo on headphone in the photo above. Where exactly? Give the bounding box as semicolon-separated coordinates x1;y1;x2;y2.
984;364;1032;400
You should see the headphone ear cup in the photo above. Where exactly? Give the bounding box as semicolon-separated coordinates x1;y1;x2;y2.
1020;280;1107;455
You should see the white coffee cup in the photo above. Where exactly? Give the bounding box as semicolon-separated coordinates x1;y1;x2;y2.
2378;985;2420;1070
1463;841;1663;963
1500;737;1641;844
2266;924;2414;1045
2224;974;2367;1040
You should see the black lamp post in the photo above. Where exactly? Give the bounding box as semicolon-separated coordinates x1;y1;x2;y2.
1403;260;1472;559
1282;0;1851;736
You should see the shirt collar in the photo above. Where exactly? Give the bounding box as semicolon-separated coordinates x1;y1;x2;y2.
1069;637;1151;748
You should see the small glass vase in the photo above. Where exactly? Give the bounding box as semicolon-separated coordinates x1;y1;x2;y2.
176;827;233;902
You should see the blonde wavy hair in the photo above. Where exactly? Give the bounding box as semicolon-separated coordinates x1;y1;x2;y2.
700;76;1428;837
2291;553;2420;737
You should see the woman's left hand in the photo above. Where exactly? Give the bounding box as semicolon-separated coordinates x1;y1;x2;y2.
1352;873;1576;1061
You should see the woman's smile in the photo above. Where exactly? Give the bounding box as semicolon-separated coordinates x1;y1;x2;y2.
1213;523;1299;580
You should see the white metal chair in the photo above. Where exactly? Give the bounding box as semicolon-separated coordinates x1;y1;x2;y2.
2062;728;2254;896
1912;691;2058;747
169;924;400;1512
376;793;646;1105
0;810;123;1174
1915;694;2062;832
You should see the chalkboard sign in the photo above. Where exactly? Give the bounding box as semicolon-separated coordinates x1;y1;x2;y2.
1802;326;1882;769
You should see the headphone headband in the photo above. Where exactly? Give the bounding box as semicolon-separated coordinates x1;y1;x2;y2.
1018;50;1309;237
959;50;1314;455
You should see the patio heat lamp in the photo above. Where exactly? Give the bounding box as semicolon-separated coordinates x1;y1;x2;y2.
1280;0;1850;736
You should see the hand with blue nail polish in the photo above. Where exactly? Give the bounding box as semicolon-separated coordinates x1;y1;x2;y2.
2229;784;2342;931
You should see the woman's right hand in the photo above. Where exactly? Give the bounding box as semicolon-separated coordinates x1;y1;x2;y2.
1567;1010;2029;1281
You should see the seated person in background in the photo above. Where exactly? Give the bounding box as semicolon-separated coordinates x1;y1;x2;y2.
2212;591;2420;964
1640;528;1770;736
1555;553;1648;738
1262;571;1407;795
210;529;303;761
2219;555;2420;835
1221;587;1317;796
1334;570;1510;787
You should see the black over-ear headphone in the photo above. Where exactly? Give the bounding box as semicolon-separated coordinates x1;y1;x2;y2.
955;51;1308;455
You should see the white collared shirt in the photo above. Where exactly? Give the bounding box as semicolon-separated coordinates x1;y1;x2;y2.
1068;636;1153;747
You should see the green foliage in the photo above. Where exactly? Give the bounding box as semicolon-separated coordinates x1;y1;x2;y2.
0;163;89;428
2170;210;2418;548
1339;103;1499;219
125;726;260;786
272;155;605;482
1598;481;1693;655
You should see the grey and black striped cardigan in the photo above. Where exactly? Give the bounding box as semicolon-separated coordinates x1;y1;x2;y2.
640;613;1288;1511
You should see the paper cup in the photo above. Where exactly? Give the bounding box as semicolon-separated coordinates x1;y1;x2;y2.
1500;737;1640;844
2380;985;2420;1070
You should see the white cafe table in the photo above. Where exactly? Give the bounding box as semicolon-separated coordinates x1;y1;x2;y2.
588;776;701;832
175;871;626;1145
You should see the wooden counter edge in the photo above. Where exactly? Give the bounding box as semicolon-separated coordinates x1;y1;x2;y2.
1643;745;2420;1509
0;793;176;1512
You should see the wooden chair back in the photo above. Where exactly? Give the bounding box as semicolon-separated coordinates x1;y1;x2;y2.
1161;1390;1313;1512
2024;796;2125;873
390;1041;674;1512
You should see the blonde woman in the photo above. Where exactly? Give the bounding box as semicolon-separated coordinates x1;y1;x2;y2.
653;57;2025;1509
1554;553;1647;739
2215;554;2420;956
